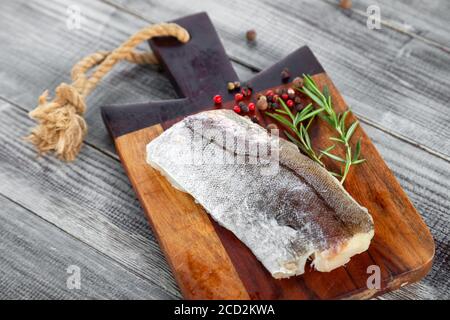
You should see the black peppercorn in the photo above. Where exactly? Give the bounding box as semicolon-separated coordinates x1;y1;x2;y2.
281;68;291;83
295;104;304;112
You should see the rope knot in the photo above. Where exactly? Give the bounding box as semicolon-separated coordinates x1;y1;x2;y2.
55;83;87;114
26;22;190;161
27;84;88;161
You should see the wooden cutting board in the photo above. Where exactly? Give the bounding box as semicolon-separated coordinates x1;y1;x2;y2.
101;12;434;299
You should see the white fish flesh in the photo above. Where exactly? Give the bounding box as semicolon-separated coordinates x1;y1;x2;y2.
146;109;374;278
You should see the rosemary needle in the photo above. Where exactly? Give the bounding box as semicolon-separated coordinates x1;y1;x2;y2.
266;99;325;167
298;74;365;184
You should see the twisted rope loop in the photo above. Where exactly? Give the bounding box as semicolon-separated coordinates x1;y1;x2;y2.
27;23;189;161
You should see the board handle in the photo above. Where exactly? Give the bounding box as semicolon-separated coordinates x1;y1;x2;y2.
101;13;325;138
247;46;324;92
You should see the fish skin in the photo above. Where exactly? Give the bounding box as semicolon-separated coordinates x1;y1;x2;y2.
146;109;374;278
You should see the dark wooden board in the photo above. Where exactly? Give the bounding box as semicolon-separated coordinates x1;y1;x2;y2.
102;12;434;299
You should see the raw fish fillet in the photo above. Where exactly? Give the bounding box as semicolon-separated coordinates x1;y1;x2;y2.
146;109;374;278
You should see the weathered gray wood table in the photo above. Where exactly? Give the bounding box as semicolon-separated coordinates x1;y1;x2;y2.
0;0;448;299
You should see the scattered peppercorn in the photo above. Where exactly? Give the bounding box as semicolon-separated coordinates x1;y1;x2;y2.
227;82;235;91
248;102;255;112
281;68;291;83
240;103;249;113
339;0;352;10
246;29;257;42
267;95;273;103
286;99;294;108
287;88;296;99
294;96;302;104
235;93;244;101
241;86;252;97
233;105;241;113
256;96;268;111
251;116;258;123
293;76;303;87
295;104;304;112
213;94;222;104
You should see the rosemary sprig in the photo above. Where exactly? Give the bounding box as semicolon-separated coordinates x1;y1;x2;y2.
266;99;325;167
298;74;365;183
264;75;366;183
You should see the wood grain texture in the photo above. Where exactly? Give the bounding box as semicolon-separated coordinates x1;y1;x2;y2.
0;0;448;300
109;0;450;160
361;125;450;300
0;101;180;299
110;72;434;299
350;0;450;51
0;194;172;299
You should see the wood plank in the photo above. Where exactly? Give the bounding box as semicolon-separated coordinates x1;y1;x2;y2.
349;0;450;51
0;0;253;154
362;124;450;300
0;101;180;298
107;0;450;160
0;194;173;299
